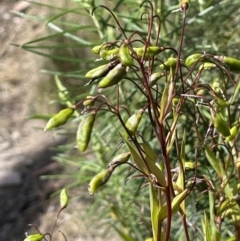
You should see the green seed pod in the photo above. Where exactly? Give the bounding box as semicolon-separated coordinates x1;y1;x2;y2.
60;188;69;209
172;97;179;107
211;78;224;94
98;63;126;89
91;43;110;55
226;126;238;142
76;112;96;151
44;107;75;131
85;63;112;79
24;234;44;241
124;109;144;138
159;57;178;70
185;53;202;67
224;57;240;72
119;42;133;66
55;76;69;102
149;72;165;86
214;55;240;73
108;152;131;167
184;162;195;170
221;207;240;218
199;62;216;70
133;46;163;59
215;199;235;215
179;0;189;10
210;90;229;108
212;112;231;137
100;47;119;61
88;168;113;195
91;45;102;54
215;96;230;108
196;88;205;96
83;96;95;107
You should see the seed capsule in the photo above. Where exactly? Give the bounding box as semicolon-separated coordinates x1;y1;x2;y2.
98;63;126;89
133;46;163;59
212;112;230;137
100;47;119;61
91;43;110;55
214;55;240;73
24;234;44;241
210;90;229;108
55;76;69;102
44;107;75;131
159;57;178;70
199;62;216;70
124;109;144;138
76;112;96;151
91;44;103;54
172;97;179;107
85;63;112;79
88;168;113;195
215;96;229;108
119;42;133;66
179;0;189;11
83;96;95;107
60;188;69;209
185;53;202;67
108;152;131;167
215;199;235;215
149;72;165;86
185;162;195;170
226;126;238;142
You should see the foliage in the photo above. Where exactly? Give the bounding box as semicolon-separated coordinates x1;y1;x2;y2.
15;0;240;240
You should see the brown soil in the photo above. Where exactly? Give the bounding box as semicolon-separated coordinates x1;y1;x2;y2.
0;1;122;240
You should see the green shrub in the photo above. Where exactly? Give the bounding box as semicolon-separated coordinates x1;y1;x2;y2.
17;0;240;240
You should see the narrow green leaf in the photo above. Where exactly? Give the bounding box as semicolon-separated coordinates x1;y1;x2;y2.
19;48;84;62
177;130;186;192
47;22;92;45
230;79;240;104
166;110;178;153
113;226;136;241
158;189;188;221
123;137;148;174
45;8;82;26
149;184;159;241
141;142;158;163
204;146;225;178
21;26;90;46
202;212;212;241
116;128;166;187
209;191;220;241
